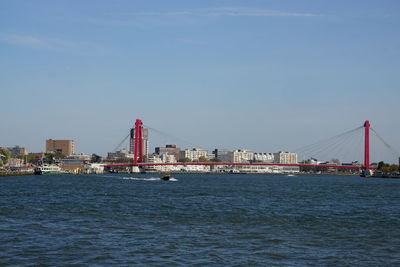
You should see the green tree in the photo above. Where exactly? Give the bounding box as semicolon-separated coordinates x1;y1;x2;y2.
54;151;65;159
0;148;11;167
178;157;191;163
377;161;387;170
210;157;222;163
389;164;398;172
198;156;209;162
44;153;55;164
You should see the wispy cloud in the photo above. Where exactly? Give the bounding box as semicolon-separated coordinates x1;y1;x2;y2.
0;34;106;55
78;7;324;29
138;7;323;18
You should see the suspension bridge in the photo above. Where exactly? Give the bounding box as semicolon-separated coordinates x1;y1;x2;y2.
104;119;399;174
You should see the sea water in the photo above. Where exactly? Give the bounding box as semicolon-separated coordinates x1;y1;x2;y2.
1;174;399;266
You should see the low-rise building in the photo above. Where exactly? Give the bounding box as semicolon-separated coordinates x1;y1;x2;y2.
144;154;180;172
180;165;210;172
6;158;25;167
83;163;105;174
7;146;28;156
107;149;133;160
254;153;274;163
155;145;180;161
160;153;177;163
66;153;91;161
180;148;208;161
146;154;163;164
59;158;86;172
212;149;231;162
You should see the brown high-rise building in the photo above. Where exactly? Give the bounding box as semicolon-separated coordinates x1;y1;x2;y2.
45;139;75;156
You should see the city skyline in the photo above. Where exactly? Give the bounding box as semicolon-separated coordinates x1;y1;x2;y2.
1;0;399;163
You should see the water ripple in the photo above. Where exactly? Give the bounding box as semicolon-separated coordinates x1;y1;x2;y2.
0;174;399;266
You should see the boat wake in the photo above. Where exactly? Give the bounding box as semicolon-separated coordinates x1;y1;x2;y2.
121;177;178;182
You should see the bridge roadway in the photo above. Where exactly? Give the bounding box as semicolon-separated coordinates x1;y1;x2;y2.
104;162;375;169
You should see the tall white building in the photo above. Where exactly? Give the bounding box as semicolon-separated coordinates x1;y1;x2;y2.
273;152;298;164
180;148;208;161
228;150;254;163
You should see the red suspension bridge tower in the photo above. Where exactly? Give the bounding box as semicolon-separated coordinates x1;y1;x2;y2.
133;119;144;165
364;120;370;171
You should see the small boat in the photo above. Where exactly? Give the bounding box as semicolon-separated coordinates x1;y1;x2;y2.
360;169;374;178
34;164;62;175
161;173;171;181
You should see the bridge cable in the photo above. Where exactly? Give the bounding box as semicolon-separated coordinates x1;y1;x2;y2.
314;127;361;162
144;124;209;150
112;133;130;152
370;128;400;159
294;126;363;161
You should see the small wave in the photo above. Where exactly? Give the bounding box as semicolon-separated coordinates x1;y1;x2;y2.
121;177;178;182
121;177;160;181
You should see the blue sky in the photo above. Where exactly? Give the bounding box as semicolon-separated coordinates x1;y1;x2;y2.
1;0;399;163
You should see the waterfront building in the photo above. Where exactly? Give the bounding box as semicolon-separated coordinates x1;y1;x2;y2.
253;153;274;163
66;153;91;161
160;153;177;163
59;158;86;172
146;153;177;164
83;163;104;174
207;153;217;161
107;149;133;160
212;149;231;162
57;154;91;172
228;150;254;163
273;151;298;164
45;139;75;156
144;154;180;172
6;158;25;167
146;154;163;164
346;161;361;167
180;165;210;172
155;145;180;160
129;127;149;157
232;165;274;173
7;146;28;156
308;158;324;165
180;148;208;161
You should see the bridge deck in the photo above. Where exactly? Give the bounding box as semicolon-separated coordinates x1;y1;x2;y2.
104;162;372;169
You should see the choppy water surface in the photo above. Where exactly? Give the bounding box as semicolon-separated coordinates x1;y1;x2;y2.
1;174;399;266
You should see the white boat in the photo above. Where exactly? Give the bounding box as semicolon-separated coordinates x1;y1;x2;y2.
34;164;62;175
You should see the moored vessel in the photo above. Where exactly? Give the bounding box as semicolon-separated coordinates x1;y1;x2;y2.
34;164;62;175
360;169;374;178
